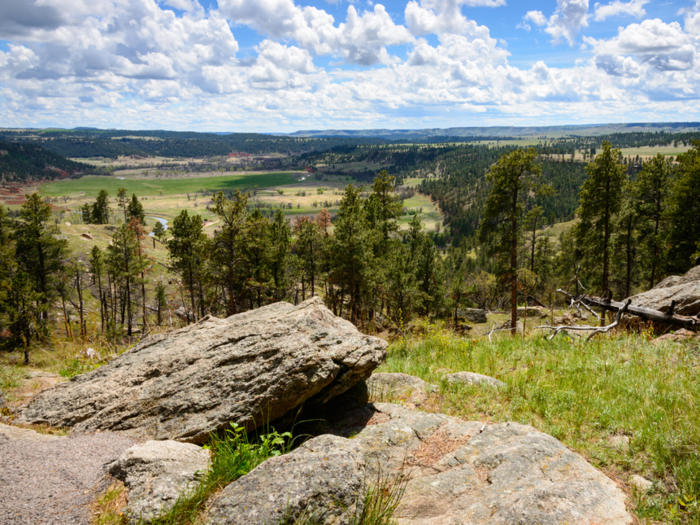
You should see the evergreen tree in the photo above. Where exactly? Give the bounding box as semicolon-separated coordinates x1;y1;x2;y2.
479;148;545;335
329;185;373;324
152;220;166;243
666;141;700;273
92;190;111;224
127;194;146;225
576;141;627;297
634;154;673;287
167;210;208;320
523;206;544;274
89;245;107;332
211;190;248;316
294;216;321;301
268;209;293;302
14;193;69;323
106;221;142;336
243;209;271;308
116;187;128;223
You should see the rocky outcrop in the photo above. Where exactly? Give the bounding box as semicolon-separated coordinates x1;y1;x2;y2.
446;371;505;388
209;402;633;525
516;306;548;318
207;435;366;525
628;265;700;316
455;308;487;324
367;373;437;408
0;423;65;442
108;440;211;523
655;328;699;343
19;298;387;443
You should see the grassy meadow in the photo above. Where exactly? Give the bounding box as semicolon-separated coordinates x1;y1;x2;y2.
377;326;700;524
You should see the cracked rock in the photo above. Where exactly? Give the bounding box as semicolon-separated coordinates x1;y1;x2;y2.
108;440;211;523
18;298;387;443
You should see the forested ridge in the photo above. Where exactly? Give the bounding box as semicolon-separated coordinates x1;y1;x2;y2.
0;140;93;182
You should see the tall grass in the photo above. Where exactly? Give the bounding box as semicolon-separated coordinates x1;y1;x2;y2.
140;423;295;525
380;328;700;524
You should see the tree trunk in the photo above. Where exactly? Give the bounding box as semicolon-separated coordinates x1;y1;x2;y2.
511;189;518;336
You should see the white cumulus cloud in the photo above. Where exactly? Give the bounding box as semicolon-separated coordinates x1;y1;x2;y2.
593;0;648;22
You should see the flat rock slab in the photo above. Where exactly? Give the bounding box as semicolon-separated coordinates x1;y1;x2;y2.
205;403;633;524
0;426;135;525
628;265;700;316
446;371;506;388
108;440;211;523
207;435;366;525
367;373;437;408
19;298;387;443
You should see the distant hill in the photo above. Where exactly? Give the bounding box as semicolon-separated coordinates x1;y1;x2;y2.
286;122;700;139
0;140;92;182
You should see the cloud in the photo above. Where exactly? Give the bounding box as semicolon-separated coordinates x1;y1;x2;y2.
517;10;547;31
586;19;695;71
405;0;505;36
219;0;413;65
544;0;590;46
0;0;65;39
593;0;648;22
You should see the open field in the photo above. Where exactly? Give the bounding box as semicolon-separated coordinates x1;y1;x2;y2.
397;193;443;231
618;144;692;158
40;172;302;198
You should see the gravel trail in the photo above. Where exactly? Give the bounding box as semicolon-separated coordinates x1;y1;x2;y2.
0;425;136;525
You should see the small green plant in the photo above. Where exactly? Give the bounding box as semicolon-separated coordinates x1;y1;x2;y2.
346;467;408;525
143;423;295;525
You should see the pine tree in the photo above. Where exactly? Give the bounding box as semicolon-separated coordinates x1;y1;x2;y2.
14;193;69;324
268;209;292;303
523;206;544;274
107;222;142;336
576;141;627;297
89;246;107;332
211;190;248;316
479;148;545;335
116;187;128;223
294;216;321;301
92;190;111;224
666;141;700;273
634;154;673;287
167;210;209;320
243;209;271;308
127;194;146;225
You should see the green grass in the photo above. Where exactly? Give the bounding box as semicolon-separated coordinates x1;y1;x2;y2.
41;172;301;198
379;328;700;524
142;423;295;525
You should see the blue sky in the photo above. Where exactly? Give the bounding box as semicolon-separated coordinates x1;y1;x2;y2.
1;0;699;132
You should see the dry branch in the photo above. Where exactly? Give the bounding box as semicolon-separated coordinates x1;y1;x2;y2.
558;290;700;331
537;300;631;342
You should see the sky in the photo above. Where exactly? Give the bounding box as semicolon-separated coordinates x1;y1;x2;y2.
1;0;700;132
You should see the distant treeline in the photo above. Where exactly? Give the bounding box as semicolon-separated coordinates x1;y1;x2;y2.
1;130;393;159
0;140;94;182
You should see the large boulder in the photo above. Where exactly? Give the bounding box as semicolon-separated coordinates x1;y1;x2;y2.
446;371;506;388
207;435;366;525
209;402;633;525
627;265;700;316
366;372;437;408
18;298;387;443
455;308;487;324
108;440;211;523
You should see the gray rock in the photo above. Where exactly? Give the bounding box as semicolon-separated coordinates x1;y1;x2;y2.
629;474;653;493
455;308;487;324
655;328;699;343
516;306;548;318
367;373;437;408
346;403;632;525
208;403;633;525
446;371;506;388
0;423;65;442
108;440;211;523
19;298;387;443
628;265;700;316
207;435;366;525
0;389;6;410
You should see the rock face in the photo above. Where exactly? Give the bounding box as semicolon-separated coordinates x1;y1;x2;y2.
628;265;700;316
210;402;633;525
455;308;487;324
446;371;506;388
108;440;211;523
366;373;437;408
19;298;387;443
207;435;366;525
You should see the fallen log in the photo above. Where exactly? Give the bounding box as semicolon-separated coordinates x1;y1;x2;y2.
557;289;700;331
538;300;631;342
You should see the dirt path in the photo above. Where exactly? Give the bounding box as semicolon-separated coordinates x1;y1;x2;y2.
0;425;135;524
